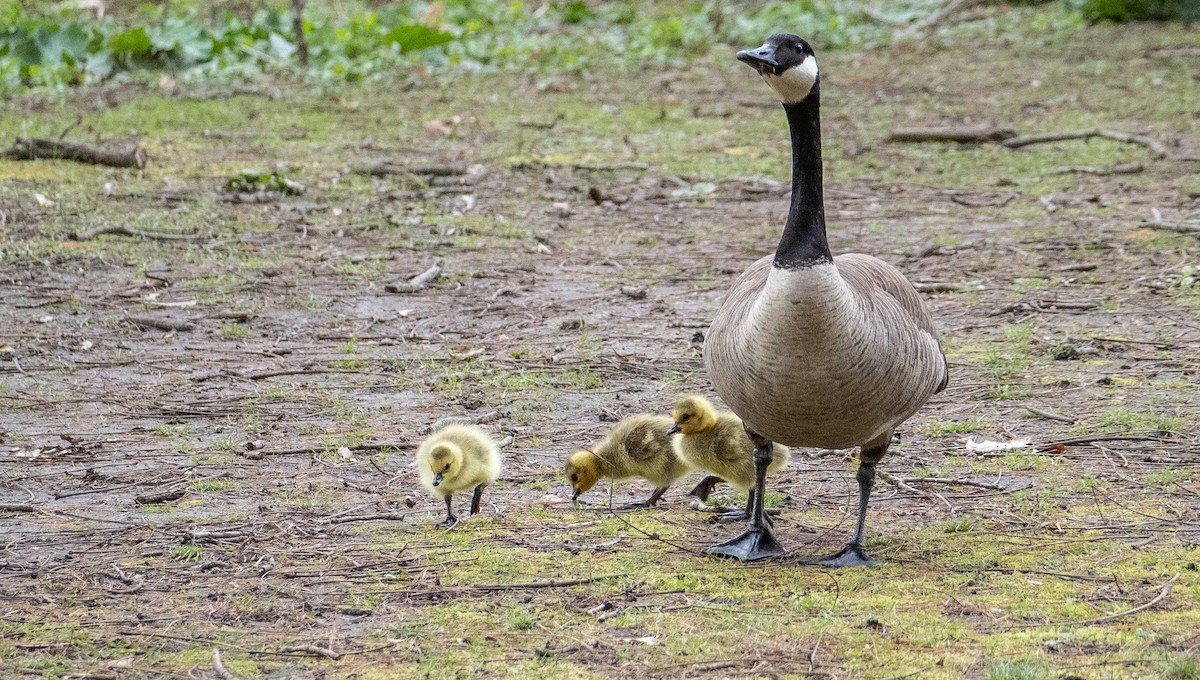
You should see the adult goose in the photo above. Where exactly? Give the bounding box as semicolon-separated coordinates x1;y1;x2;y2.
704;34;948;565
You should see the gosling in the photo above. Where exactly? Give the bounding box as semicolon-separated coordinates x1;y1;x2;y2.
417;424;501;528
565;414;690;508
669;395;790;519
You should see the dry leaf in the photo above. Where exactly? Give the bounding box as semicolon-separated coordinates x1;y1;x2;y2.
964;435;1031;454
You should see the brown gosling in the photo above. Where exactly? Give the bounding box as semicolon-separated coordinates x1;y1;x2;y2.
669;394;790;520
417;424;501;528
565;414;690;508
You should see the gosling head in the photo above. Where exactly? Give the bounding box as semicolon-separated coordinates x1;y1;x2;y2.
564;450;601;505
668;395;718;436
736;33;818;104
426;442;464;487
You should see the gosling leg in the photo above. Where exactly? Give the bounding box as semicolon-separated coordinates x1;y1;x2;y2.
705;430;785;561
622;485;669;509
435;494;458;529
688;475;724;502
469;483;487;516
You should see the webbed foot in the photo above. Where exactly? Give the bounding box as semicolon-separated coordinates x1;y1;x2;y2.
810;543;877;567
435;515;459;529
705;526;786;562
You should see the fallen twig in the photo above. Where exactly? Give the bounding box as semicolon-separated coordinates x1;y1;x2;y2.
912;281;980;293
1143;220;1200;234
427;410;501;434
1038;433;1176;451
386;262;441;294
472;575;624;591
896;0;988;36
898;476;1011;491
4;137;147;168
0;503;35;512
285;644;341;660
76;225;197;241
126;315;196;332
135;489;187;504
261;441;408;458
213;648;242;680
356;162;468;177
1055;161;1144;175
1002;128;1168;158
986;573;1179;631
324;512;407;524
1023;405;1076;424
888;125;1016;144
877;469;953;512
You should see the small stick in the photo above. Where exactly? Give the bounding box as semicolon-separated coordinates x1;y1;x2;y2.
1143;220;1200;234
896;0;988;35
1002;128;1168;158
262;441;408;458
877;469;953;513
912;281;979;293
988;573;1179;631
472;575;624;591
571;162;649;170
385;262;441;294
324;512;407;524
1055;161;1143;175
212;648;242;680
0;503;35;512
898;477;1010;491
135;488;187;504
1022;405;1076;423
888;125;1016;143
126;316;196;332
77;225;196;241
4;137;147;168
285;644;341;660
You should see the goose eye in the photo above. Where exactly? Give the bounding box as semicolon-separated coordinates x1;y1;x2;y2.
680;414;691;422
443;464;451;472
570;474;578;483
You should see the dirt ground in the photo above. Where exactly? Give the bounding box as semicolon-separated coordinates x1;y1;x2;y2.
2;21;1199;680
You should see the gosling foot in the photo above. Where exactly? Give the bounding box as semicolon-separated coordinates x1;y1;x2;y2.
714;507;779;523
811;543;877;568
435;515;459;530
705;526;786;562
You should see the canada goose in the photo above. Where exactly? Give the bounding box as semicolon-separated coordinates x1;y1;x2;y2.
565;414;690;508
703;35;948;565
668;394;790;519
416;424;502;528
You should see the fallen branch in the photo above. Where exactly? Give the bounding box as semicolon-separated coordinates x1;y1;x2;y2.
988;573;1179;631
1055;161;1143;175
4;137;147;168
912;281;980;293
888;125;1016;144
135;489;187;504
385;262;441;294
126;316;196;332
324;512;407;525
284;644;341;660
472;575;624;591
1038;433;1175;451
76;225;197;241
1143;220;1200;234
213;648;242;680
1002;128;1168;158
0;503;35;512
898;476;1011;491
261;441;408;457
877;469;953;512
896;0;988;36
1023;405;1076;423
356;162;467;177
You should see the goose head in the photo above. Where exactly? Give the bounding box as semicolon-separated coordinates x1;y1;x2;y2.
737;33;818;104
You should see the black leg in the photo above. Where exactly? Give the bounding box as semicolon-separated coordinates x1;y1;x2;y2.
814;459;879;567
705;431;786;561
435;494;458;529
688;475;724;502
470;483;486;515
621;485;668;509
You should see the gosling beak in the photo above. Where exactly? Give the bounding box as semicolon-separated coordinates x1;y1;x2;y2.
432;472;443;487
667;423;681;435
736;44;781;76
571;488;581;506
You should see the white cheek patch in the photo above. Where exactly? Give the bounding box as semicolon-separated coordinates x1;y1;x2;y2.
762;56;818;103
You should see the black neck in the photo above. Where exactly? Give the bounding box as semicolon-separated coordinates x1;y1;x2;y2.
773;79;831;269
